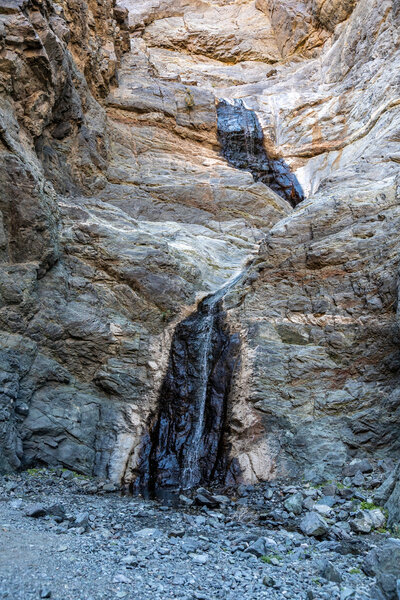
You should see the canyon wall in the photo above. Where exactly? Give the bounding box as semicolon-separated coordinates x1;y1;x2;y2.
0;0;399;485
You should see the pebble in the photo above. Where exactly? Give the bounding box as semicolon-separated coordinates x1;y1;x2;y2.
191;553;209;564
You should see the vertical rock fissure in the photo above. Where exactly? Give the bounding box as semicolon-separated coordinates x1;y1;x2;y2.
217;98;304;207
133;272;246;499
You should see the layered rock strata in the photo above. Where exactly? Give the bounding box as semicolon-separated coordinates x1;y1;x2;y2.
0;0;399;488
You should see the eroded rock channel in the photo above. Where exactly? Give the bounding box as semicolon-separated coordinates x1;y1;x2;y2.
131;272;248;500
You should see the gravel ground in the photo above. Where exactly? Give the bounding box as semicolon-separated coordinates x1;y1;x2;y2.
0;470;382;600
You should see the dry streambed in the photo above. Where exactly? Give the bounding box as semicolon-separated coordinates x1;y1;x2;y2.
0;463;399;600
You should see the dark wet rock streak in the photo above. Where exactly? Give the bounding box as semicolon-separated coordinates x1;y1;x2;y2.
217;99;304;207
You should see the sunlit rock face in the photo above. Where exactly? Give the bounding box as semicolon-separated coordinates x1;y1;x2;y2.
0;0;399;484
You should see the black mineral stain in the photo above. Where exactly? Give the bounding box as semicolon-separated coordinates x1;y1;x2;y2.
131;290;241;501
217;98;304;207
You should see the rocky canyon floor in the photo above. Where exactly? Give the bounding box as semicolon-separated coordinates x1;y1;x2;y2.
1;465;399;600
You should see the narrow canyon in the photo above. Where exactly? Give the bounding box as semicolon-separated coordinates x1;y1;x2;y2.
1;0;400;598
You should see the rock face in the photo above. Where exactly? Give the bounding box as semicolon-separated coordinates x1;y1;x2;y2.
0;0;400;491
364;540;400;600
132;277;243;496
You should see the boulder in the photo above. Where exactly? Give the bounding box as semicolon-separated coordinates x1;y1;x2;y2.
25;504;47;518
318;559;342;583
194;488;220;509
300;512;329;537
284;492;304;515
364;540;400;599
343;459;374;478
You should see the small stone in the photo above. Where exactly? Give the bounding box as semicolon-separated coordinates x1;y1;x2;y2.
339;488;354;500
340;587;356;600
168;528;185;538
113;573;131;584
76;526;86;535
319;495;337;507
245;538;267;558
319;559;342;583
179;494;194;507
194;488;220;508
213;494;230;505
349;511;373;534
47;504;66;521
263;575;276;587
264;488;274;500
322;484;337;496
25;504;47;518
71;511;89;530
343;460;373;477
121;555;139;566
303;497;315;510
314;504;332;516
10;499;23;509
368;508;386;529
300;512;329;537
61;470;74;480
39;589;51;599
103;483;117;492
191;553;208;564
352;472;365;487
133;528;162;538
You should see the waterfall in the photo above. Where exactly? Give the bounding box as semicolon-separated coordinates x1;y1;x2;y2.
130;99;301;500
216;98;304;207
132;270;246;499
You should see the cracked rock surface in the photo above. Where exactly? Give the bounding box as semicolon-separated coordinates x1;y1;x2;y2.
0;0;399;490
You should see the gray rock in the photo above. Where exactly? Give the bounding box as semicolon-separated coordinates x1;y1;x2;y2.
349;511;373;534
262;575;276;587
25;504;47;518
168;528;185;538
284;492;303;515
318;559;342;583
340;588;356;600
300;512;329;537
343;460;373;477
179;495;194;507
386;480;400;529
102;483;117;492
364;540;400;599
352;472;366;487
244;537;274;558
322;484;338;496
194;488;220;508
303;497;315;511
71;512;89;530
47;504;66;521
319;495;337;507
133;528;162;538
191;553;208;564
314;504;332;516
